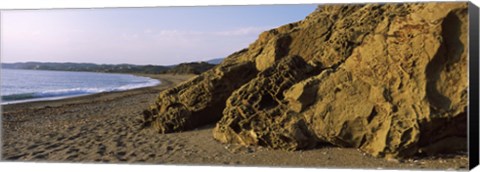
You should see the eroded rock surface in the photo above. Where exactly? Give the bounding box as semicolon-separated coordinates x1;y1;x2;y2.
143;2;468;158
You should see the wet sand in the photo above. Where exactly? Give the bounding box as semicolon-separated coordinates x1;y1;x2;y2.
1;74;468;170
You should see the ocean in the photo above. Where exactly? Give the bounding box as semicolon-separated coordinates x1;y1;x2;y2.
1;69;160;104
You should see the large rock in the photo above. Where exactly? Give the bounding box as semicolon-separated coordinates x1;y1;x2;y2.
143;2;468;158
143;50;259;133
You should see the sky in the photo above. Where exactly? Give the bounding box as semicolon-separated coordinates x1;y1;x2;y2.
1;5;318;65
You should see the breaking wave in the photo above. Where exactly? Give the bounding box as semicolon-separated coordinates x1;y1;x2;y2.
1;72;160;104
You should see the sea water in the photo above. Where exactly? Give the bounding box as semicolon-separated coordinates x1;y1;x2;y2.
1;69;160;104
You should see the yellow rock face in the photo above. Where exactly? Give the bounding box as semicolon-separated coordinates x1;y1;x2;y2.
144;2;469;158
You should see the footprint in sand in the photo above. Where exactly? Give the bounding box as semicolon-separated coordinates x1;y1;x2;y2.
5;154;28;160
114;151;128;161
116;151;127;156
66;147;80;154
66;154;79;160
51;145;69;153
115;136;126;147
148;153;155;158
56;136;66;142
31;150;44;156
94;135;103;142
67;134;81;141
33;153;48;159
45;143;61;150
97;144;107;156
165;146;174;152
26;144;40;150
67;126;76;132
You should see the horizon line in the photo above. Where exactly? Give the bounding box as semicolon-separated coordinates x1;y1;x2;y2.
0;58;224;66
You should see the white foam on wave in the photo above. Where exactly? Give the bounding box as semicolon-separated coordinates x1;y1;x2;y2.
116;77;161;91
1;77;161;105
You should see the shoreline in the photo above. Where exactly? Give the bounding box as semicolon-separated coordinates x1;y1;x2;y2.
1;74;468;170
1;73;190;111
0;72;163;106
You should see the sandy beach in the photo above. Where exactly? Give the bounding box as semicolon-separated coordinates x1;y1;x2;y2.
1;74;468;170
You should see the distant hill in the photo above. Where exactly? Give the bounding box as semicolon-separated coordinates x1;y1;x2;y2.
161;62;215;75
205;58;224;65
1;61;215;75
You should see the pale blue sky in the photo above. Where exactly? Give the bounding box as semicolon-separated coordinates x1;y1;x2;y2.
1;5;317;65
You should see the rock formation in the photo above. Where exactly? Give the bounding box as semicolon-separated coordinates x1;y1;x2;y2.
143;2;468;158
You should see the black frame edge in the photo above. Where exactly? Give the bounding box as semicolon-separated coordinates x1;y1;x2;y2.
469;1;480;170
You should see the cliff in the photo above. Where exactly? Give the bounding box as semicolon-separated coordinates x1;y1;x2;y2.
143;2;468;158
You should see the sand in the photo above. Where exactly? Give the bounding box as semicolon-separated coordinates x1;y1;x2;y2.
1;74;468;170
